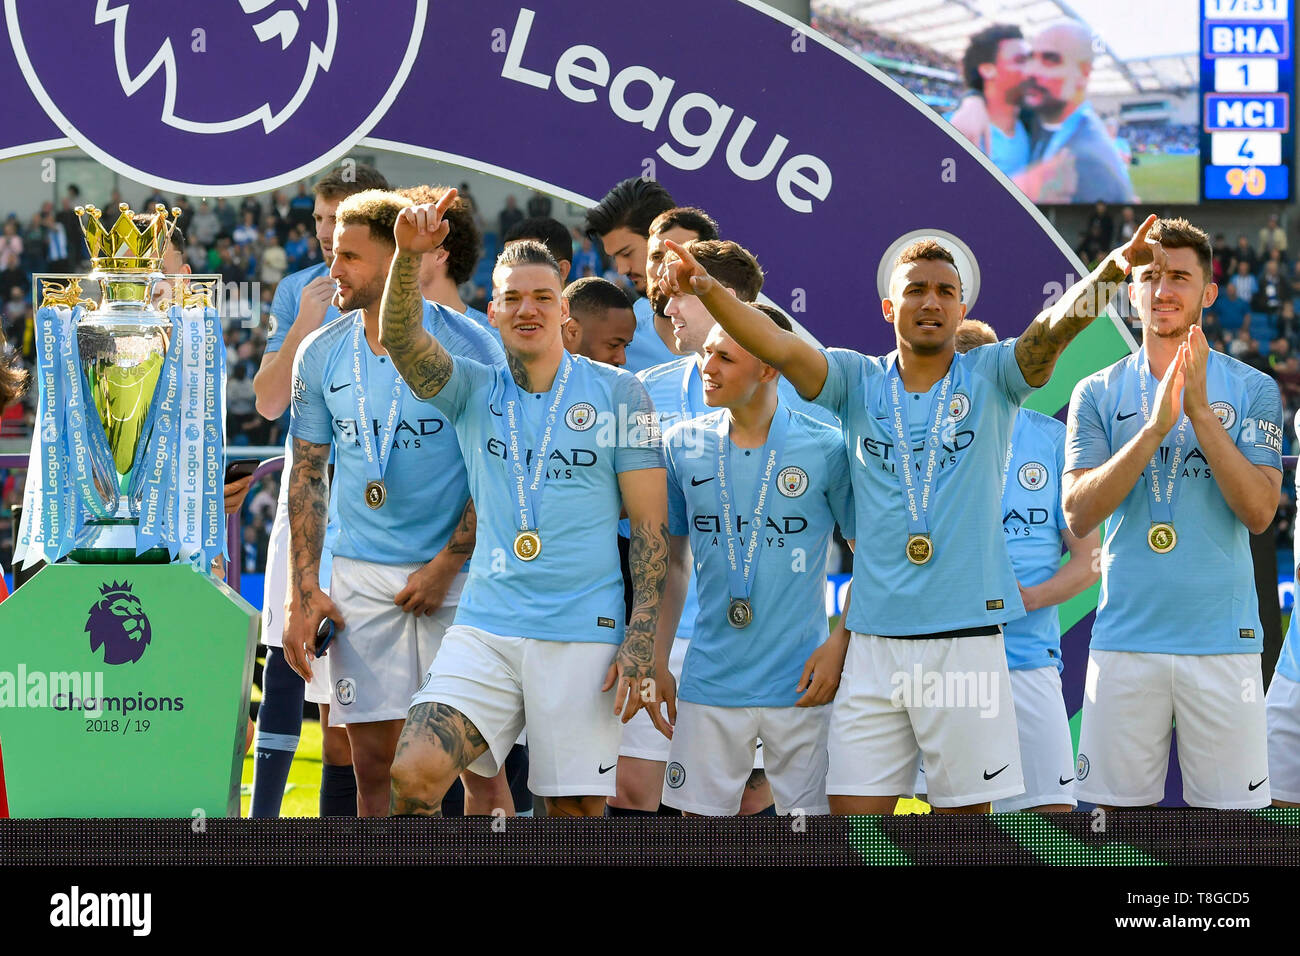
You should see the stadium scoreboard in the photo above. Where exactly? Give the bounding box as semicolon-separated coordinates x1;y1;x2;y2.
1201;0;1295;200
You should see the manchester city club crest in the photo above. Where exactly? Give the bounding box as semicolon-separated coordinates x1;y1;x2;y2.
335;677;356;706
666;761;686;789
947;392;971;423
777;465;808;497
1075;753;1090;781
565;401;596;431
1211;401;1236;429
1018;461;1047;491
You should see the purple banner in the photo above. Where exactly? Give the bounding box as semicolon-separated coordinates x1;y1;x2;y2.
0;0;1113;357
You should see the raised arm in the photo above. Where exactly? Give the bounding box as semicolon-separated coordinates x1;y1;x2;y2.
378;192;459;399
1015;214;1166;387
605;466;669;731
659;238;829;400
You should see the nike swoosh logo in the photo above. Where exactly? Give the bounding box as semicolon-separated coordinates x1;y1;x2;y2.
1116;411;1137;421
598;763;616;774
983;764;1009;780
329;383;351;393
1059;775;1074;786
1248;777;1268;791
690;476;715;486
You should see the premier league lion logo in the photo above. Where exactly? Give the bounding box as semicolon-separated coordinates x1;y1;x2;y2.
86;580;152;665
96;0;338;134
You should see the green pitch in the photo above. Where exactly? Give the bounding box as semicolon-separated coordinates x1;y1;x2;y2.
1127;153;1198;205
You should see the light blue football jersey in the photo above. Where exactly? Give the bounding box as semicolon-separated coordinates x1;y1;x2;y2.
1001;409;1069;672
463;304;503;350
266;262;336;356
814;340;1034;636
428;350;663;643
623;295;681;374
1065;346;1282;655
665;404;854;707
290;301;503;564
991;121;1031;176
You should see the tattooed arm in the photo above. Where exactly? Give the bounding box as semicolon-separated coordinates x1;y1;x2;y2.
394;499;477;616
283;437;345;682
378;194;460;399
604;467;670;731
1015;214;1166;387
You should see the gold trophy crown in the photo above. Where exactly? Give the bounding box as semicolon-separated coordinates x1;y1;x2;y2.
76;202;180;273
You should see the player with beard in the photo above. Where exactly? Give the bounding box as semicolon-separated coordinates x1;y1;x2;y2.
284;190;503;817
1064;217;1280;809
585;178;683;373
383;196;668;817
656;314;854;817
947;24;1077;204
562;277;637;369
660;222;1131;813
912;319;1100;812
250;162;388;818
1021;21;1134;204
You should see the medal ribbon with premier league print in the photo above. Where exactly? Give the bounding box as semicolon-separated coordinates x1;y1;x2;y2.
886;354;955;566
352;317;404;510
1137;348;1188;553
715;406;788;627
496;351;573;561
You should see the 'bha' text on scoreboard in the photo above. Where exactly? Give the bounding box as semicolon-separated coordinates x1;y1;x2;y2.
1201;0;1295;200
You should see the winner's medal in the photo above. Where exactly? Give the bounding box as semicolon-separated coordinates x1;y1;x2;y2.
886;357;955;570
1136;349;1188;558
727;598;753;628
498;354;573;563
1148;522;1176;554
716;408;788;630
351;319;403;513
513;529;541;561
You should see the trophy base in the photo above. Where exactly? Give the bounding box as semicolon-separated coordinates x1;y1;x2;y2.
69;517;172;565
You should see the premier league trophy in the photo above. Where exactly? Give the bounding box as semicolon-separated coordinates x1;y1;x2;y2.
0;204;259;818
15;202;226;567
